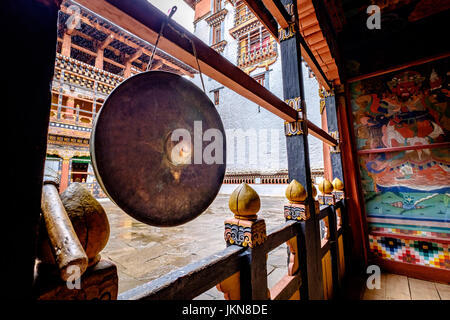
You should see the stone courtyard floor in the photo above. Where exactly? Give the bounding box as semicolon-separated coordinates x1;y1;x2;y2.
99;188;289;299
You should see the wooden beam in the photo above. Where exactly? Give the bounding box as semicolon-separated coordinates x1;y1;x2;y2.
60;5;194;77
261;0;292;29
99;34;114;50
74;0;337;144
75;0;296;120
242;0;279;42
357;142;450;155
307;120;337;146
61;32;71;57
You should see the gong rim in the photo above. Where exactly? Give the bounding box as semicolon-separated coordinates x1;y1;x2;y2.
90;71;226;227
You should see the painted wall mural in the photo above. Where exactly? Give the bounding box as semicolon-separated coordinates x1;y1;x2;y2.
350;57;450;269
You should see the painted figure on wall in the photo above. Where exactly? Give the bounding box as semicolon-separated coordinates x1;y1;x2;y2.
350;58;449;226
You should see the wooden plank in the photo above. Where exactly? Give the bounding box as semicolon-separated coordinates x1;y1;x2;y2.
321;250;333;299
435;283;450;300
118;245;246;300
409;278;440;300
362;273;387;300
385;274;411;300
263;220;299;253
375;257;450;283
270;274;302;300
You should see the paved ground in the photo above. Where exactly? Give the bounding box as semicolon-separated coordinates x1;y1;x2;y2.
99;188;290;298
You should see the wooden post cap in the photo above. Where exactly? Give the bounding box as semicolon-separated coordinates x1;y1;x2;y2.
311;183;317;198
332;177;344;191
285;179;307;203
229;183;260;220
318;179;334;194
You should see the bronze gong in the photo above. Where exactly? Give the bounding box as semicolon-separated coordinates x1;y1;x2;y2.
90;71;226;226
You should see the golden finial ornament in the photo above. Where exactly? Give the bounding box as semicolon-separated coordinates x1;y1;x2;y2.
311;183;317;198
332;178;344;191
318;179;334;194
229;183;260;220
285;179;307;203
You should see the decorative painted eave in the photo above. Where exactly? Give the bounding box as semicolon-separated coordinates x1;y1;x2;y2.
211;40;228;53
205;8;228;27
297;0;340;86
229;17;261;39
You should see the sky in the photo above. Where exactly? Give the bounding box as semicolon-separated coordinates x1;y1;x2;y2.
148;0;195;33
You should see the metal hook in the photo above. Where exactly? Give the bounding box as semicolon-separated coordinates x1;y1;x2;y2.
147;6;177;71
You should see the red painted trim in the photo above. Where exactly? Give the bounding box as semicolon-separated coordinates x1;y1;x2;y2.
335;85;369;267
347;52;450;83
370;231;450;245
371;256;450;284
357;142;450;155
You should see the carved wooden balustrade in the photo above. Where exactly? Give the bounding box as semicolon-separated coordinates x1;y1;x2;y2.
118;180;349;300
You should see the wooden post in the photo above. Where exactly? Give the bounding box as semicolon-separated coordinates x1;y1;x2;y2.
2;0;62;298
59;158;71;193
57;71;64;119
335;84;369;269
284;179;310;299
217;183;268;300
95;34;114;70
279;0;324;299
61;32;72;57
323;89;344;182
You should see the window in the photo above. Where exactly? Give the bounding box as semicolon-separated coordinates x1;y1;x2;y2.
213;90;220;106
214;0;221;12
213;24;222;44
253;73;265;87
253;73;265;112
238;28;273;65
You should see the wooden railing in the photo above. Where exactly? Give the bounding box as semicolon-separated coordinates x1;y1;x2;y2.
118;183;348;300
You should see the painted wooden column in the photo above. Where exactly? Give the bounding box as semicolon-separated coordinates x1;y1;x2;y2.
59;157;71;193
279;0;324;300
3;0;62;298
217;183;268;300
61;32;71;57
65;96;75;119
335;84;369;269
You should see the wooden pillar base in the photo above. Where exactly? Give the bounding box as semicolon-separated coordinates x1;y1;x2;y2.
224;218;267;248
284;202;309;221
34;259;118;300
318;194;336;206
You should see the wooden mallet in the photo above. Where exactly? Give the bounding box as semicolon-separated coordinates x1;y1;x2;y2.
40;170;88;281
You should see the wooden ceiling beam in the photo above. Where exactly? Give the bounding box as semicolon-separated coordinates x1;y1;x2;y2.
98;34;114;50
261;0;292;29
242;0;280;42
60;5;194;77
74;0;337;145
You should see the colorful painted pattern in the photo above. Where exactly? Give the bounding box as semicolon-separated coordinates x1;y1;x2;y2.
370;226;449;239
369;234;450;269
